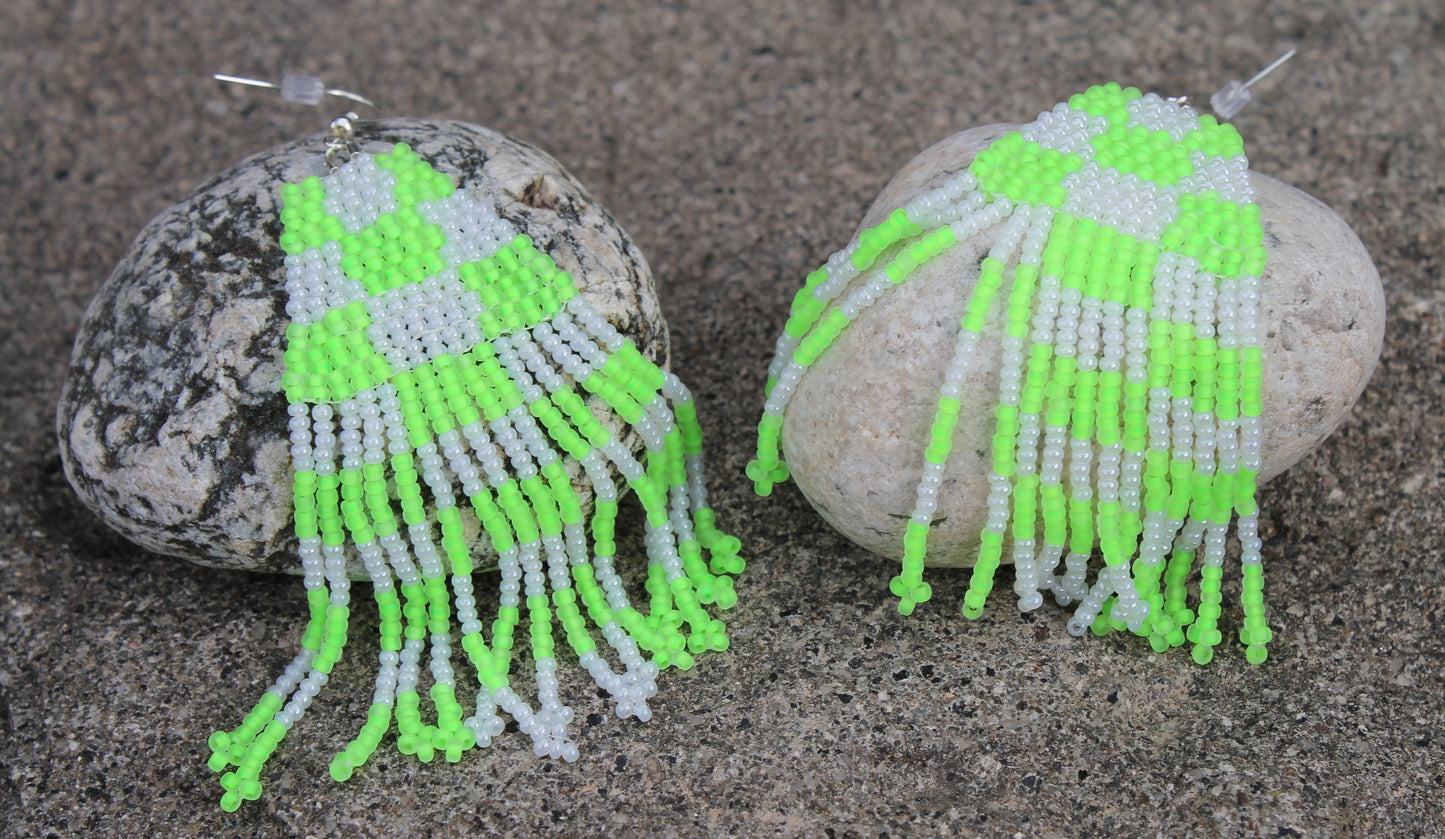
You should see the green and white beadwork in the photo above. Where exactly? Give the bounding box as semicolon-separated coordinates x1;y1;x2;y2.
207;142;742;811
751;84;1270;666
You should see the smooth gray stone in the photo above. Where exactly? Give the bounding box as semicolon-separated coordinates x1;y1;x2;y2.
58;119;666;576
782;124;1387;567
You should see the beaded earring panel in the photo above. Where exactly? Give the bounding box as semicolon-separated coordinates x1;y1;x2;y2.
751;84;1270;666
208;142;743;811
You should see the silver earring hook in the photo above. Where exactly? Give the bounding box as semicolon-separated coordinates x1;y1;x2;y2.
213;73;377;172
213;73;378;109
1210;49;1297;119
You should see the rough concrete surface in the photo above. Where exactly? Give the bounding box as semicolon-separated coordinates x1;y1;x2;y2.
2;1;1442;837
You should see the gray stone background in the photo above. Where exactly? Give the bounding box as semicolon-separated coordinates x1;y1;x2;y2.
2;1;1441;836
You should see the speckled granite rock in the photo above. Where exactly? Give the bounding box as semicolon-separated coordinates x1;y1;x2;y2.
783;124;1386;567
57;118;667;576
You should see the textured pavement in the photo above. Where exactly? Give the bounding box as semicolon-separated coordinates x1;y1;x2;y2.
2;1;1442;836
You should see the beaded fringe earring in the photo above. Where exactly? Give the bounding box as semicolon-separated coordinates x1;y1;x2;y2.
204;86;742;811
751;83;1270;665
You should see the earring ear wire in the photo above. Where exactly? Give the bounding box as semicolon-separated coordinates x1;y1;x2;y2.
213;73;376;170
213;73;379;110
1210;49;1296;119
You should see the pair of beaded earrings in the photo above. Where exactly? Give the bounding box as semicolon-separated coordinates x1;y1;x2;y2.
203;77;742;811
197;66;1285;810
